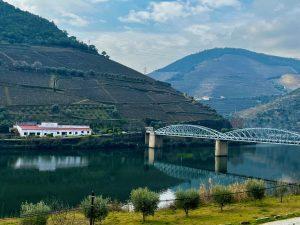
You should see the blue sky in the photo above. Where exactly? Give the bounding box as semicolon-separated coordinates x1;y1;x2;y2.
5;0;300;72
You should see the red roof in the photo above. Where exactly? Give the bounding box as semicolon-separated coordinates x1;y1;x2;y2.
19;125;91;131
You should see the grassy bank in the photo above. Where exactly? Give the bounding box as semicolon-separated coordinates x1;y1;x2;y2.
1;195;299;225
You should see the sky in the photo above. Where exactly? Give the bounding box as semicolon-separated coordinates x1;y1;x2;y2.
4;0;300;73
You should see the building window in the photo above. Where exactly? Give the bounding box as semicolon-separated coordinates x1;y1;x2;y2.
69;132;72;135
81;131;84;134
37;132;41;136
87;131;90;134
75;132;78;135
24;132;28;136
57;132;60;134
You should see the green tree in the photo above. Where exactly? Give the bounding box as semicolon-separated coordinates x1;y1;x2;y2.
80;195;109;224
20;201;51;225
275;182;288;203
175;189;200;217
130;187;159;222
212;185;233;211
51;104;60;114
245;179;266;200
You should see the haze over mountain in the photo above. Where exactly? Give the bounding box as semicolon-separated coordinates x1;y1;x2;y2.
0;0;228;132
235;88;300;132
150;48;300;116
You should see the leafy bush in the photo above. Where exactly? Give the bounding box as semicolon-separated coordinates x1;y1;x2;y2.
130;187;159;222
175;189;200;216
20;201;51;225
80;195;109;224
51;104;60;114
245;179;266;200
212;185;233;211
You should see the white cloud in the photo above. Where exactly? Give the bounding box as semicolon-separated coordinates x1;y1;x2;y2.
4;0;95;27
76;31;191;72
199;0;241;9
119;1;210;23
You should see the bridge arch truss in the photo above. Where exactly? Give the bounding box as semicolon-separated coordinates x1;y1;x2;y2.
154;125;300;146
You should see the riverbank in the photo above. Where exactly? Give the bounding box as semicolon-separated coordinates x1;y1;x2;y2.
0;133;251;151
0;133;144;150
0;195;299;225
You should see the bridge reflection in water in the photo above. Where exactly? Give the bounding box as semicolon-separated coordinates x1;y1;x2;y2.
146;148;228;173
145;148;275;192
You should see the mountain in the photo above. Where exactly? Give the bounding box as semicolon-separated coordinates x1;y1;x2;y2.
150;48;300;116
0;1;228;133
235;88;300;132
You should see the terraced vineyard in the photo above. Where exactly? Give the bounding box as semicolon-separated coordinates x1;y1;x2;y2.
0;44;227;132
0;1;228;132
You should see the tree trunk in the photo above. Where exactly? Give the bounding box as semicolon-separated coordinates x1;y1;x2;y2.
185;209;189;217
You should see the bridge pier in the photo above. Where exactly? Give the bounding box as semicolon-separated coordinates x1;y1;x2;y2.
145;132;150;146
215;157;228;173
215;140;228;157
148;132;163;148
147;148;155;165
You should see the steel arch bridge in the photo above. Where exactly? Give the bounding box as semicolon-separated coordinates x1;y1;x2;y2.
154;125;300;146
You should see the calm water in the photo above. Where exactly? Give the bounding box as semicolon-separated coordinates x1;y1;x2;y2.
0;144;299;217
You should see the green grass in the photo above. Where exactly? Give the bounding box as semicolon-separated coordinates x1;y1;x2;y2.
0;195;299;225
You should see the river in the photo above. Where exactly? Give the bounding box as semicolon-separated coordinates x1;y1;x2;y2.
0;144;299;217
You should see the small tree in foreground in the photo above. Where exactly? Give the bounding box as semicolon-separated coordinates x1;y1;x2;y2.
175;189;200;217
20;201;51;225
80;195;109;224
245;179;265;200
275;182;288;203
212;185;233;211
130;187;159;222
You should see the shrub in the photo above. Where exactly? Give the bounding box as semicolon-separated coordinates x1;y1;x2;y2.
109;200;123;212
274;182;288;203
51;104;60;114
228;182;248;202
245;179;266;200
212;185;233;211
130;187;159;222
80;195;109;224
20;201;51;225
175;189;200;217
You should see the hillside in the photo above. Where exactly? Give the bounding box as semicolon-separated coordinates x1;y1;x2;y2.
235;88;300;132
0;1;228;133
0;0;97;54
150;48;300;116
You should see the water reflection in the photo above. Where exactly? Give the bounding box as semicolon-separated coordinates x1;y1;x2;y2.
0;144;299;217
228;144;300;183
12;156;88;171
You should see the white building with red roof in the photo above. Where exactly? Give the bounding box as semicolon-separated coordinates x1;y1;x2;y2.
13;122;92;137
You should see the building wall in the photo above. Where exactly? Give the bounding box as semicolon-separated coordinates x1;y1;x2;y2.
15;126;92;137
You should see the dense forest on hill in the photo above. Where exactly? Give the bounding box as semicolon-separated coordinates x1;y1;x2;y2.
0;0;98;54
